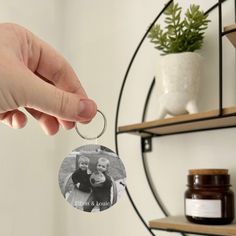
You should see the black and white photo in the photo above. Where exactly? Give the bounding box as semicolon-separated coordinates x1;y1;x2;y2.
58;144;126;212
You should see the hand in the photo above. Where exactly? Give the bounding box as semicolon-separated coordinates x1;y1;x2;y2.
91;182;103;187
0;23;97;135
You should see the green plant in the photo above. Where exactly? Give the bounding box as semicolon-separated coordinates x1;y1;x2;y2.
148;2;210;55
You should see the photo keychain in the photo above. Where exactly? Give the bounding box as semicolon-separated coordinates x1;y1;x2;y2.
58;110;126;212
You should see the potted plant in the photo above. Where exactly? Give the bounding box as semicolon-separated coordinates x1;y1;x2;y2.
148;2;210;119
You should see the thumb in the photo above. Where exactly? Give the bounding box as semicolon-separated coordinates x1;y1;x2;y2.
24;73;97;122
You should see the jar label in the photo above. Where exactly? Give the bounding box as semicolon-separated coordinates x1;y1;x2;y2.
185;199;221;218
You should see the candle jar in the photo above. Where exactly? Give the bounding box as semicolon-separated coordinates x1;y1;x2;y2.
185;169;234;225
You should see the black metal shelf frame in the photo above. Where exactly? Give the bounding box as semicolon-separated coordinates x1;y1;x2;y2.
114;0;236;236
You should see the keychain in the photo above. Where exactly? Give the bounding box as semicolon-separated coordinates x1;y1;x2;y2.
58;110;126;212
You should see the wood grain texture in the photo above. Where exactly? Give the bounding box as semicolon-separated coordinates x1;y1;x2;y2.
149;216;236;236
118;107;236;137
224;24;236;48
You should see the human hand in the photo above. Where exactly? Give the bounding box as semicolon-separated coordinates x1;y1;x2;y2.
0;23;97;135
90;171;105;187
90;182;103;188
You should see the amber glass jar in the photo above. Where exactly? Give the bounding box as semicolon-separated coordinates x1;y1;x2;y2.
185;169;234;225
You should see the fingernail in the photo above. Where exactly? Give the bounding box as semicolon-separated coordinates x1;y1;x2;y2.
12;116;19;129
77;99;96;121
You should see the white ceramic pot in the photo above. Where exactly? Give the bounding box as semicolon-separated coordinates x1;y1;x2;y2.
156;52;202;119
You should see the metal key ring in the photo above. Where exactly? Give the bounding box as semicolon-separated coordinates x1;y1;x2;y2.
75;109;107;140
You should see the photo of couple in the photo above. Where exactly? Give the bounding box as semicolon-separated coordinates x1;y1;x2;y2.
58;144;126;212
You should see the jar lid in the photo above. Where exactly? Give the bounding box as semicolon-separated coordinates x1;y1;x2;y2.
189;169;228;175
188;169;230;187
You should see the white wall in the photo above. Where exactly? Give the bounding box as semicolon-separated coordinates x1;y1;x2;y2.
0;0;235;236
59;1;236;236
0;0;65;235
115;1;236;236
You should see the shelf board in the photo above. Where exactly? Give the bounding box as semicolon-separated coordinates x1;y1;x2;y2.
224;24;236;47
118;107;236;137
149;216;236;236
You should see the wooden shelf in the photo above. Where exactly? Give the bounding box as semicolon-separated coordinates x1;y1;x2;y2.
118;107;236;137
149;216;236;236
224;24;236;47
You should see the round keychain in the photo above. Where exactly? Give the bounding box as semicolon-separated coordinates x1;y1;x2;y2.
58;110;126;212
